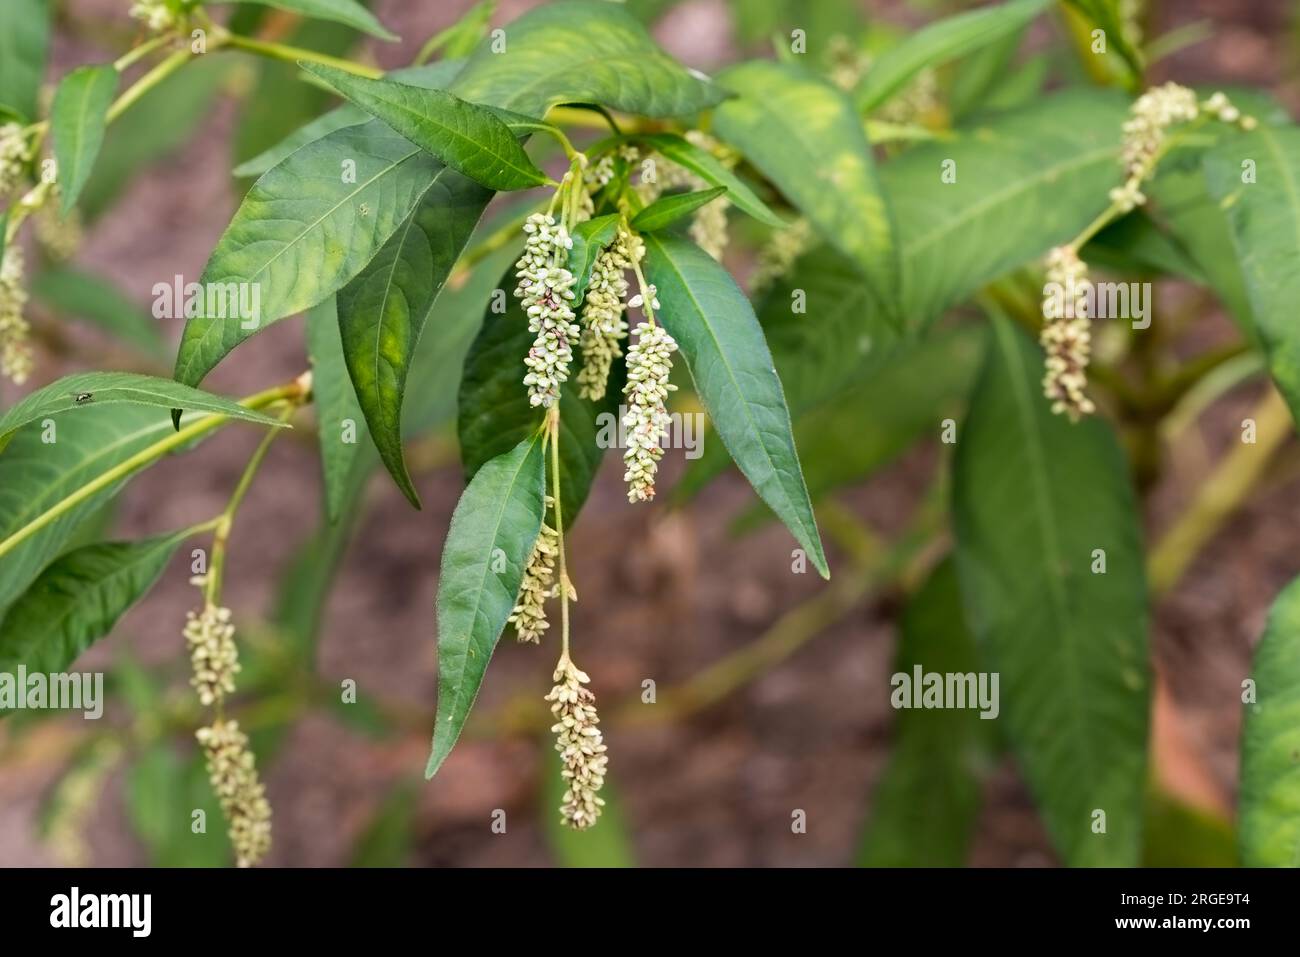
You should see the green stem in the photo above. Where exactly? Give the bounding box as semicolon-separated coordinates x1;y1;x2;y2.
204;402;299;605
220;32;382;79
0;379;306;563
113;32;176;72
107;48;195;122
547;408;572;660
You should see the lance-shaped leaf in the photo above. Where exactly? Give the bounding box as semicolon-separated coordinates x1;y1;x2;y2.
854;0;1052;113
952;314;1150;867
714;60;898;318
1062;0;1143;78
336;166;491;509
174;121;443;389
884;88;1128;325
567;214;621;302
426;433;546;778
50;63;117;214
1205;125;1300;425
642;233;827;578
632;186;726;232
0;371;284;452
458;274;620;524
305;297;366;523
636;133;783;228
1239;575;1300;866
0;530;189;686
300;63;549;191
448;0;727;119
0;0;49;119
210;0;398;41
234;60;467;179
858;559;998;866
0;405;251;616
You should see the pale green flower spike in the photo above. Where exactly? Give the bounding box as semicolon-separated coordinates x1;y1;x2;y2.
0;246;33;385
515;212;579;408
575;227;634;401
545;657;607;830
1040;245;1095;422
196;720;273;867
509;514;560;644
622;319;678;503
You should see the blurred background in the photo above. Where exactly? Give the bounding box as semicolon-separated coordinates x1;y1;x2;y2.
1;0;1299;867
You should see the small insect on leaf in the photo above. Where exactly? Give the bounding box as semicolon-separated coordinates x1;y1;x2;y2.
73;392;94;404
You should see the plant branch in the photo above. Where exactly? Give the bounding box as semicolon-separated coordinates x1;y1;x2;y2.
0;377;308;563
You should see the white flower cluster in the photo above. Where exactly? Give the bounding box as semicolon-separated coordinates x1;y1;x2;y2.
0;123;28;198
184;598;241;707
575;228;637;401
544;657;608;830
515;213;579;408
195;720;272;867
0;246;33;385
1111;84;1255;213
622;318;678;502
129;0;179;33
1041;245;1095;421
509;516;559;644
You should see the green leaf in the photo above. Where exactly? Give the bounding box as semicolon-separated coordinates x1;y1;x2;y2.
0;0;50;119
884;89;1128;324
636;133;784;227
748;325;983;526
952;314;1150;867
0;406;220;616
458;273;617;524
855;0;1051;113
948;17;1032;121
567;214;621;302
336;166;491;509
29;266;166;357
1062;0;1144;78
1239;574;1300;866
1082;210;1207;283
300;63;549;191
127;747;230;867
631;186;726;232
174;120;443;388
0;372;284;452
1142;789;1236;868
449;0;727;119
642;233;827;578
232;17;361;179
0;531;188;685
858;559;997;866
426;433;547;778
714;61;898;316
543;745;636;867
212;0;398;41
306;296;366;524
1205;125;1300;423
419;0;495;61
80;55;233;221
50;64;118;215
232;60;467;179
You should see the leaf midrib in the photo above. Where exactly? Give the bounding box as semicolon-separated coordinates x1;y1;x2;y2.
991;317;1100;818
646;235;821;569
437;435;542;749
